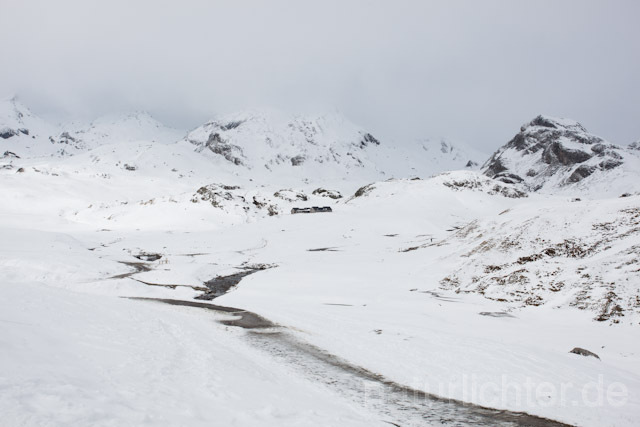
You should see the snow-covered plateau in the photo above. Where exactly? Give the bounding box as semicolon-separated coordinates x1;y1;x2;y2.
1;97;639;426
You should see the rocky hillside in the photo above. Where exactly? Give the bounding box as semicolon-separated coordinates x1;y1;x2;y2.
482;115;640;196
436;195;640;324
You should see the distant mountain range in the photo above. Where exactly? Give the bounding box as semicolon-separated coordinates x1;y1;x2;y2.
0;98;483;186
2;97;638;195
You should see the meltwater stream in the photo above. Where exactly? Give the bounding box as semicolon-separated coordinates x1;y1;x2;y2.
136;298;571;427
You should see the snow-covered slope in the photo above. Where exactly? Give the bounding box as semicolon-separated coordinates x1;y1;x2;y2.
435;194;640;323
0;279;379;427
333;172;639;326
2;163;639;426
365;137;486;180
415;137;484;169
482;115;640;197
50;112;184;155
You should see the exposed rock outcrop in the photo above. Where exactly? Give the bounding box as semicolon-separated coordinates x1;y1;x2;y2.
197;132;245;166
0;127;18;139
2;151;20;159
191;183;243;208
569;347;600;360
290;155;306;166
360;132;380;147
465;160;479;168
273;189;308;202
312;188;343;199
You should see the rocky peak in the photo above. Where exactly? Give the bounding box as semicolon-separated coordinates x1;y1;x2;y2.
522;115;588;133
505;115;604;157
482;115;629;191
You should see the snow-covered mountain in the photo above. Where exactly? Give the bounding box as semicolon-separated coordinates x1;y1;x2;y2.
185;109;380;168
49;111;184;156
6;98;639;198
0;96;59;158
183;109;484;185
482;115;640;197
0;97;184;159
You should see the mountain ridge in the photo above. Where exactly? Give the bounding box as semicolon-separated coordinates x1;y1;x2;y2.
3;98;638;196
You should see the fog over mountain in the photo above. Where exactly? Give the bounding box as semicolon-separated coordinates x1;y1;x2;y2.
1;0;639;150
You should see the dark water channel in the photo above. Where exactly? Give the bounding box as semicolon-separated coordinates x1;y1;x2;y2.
135;298;571;427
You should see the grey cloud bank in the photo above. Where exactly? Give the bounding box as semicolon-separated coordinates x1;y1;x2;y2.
1;0;638;151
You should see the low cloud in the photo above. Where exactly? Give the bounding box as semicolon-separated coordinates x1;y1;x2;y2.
1;0;638;150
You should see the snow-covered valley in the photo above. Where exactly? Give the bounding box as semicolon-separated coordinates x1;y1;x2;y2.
1;98;639;427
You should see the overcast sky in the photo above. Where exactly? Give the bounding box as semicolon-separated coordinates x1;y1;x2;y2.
1;0;639;151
